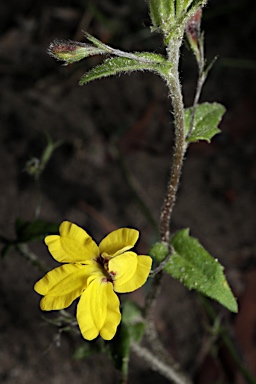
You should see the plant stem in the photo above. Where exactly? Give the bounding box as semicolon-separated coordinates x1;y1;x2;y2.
145;35;186;319
188;73;205;136
143;33;190;383
160;35;186;243
187;34;209;139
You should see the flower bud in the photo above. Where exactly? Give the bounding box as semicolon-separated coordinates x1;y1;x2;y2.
186;8;202;64
48;40;105;65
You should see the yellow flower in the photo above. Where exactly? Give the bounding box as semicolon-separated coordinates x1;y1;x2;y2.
34;221;152;341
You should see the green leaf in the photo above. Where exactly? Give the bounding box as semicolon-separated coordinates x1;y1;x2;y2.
149;0;175;32
164;229;238;313
135;52;167;64
149;0;162;30
108;322;130;381
184;102;226;143
122;301;145;343
176;0;195;15
73;339;106;360
182;0;194;10
79;54;168;85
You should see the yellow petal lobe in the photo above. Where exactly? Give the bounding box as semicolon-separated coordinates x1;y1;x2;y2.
100;284;121;340
77;278;121;340
113;255;152;293
108;251;138;286
34;260;105;311
99;228;139;257
34;263;88;310
45;221;99;263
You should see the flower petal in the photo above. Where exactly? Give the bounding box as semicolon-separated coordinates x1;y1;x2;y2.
45;221;99;263
113;255;152;293
99;228;139;257
108;251;138;286
99;284;122;340
34;262;100;310
77;278;121;341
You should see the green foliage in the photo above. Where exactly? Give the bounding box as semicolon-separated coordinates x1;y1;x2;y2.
73;338;106;359
108;301;146;381
164;229;237;312
79;54;169;85
149;0;175;32
149;0;208;42
185;102;226;143
122;300;145;343
108;322;130;381
149;241;169;264
176;0;194;17
48;30;171;85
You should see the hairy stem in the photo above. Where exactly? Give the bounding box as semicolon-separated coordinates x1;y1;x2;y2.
160;36;186;243
145;35;186;317
131;342;192;384
143;34;189;383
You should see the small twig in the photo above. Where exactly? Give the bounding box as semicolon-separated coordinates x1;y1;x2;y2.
150;249;172;277
131;342;192;384
84;31;161;64
186;32;217;140
187;69;205;139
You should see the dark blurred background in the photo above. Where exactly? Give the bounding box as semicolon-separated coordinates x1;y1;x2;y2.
0;1;256;383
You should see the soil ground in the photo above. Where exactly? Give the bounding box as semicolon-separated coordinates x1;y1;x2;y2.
0;1;256;383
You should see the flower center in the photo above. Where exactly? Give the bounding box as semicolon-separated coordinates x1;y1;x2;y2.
96;254;116;283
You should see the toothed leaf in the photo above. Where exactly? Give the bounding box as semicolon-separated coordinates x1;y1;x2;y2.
165;229;238;313
185;102;225;143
